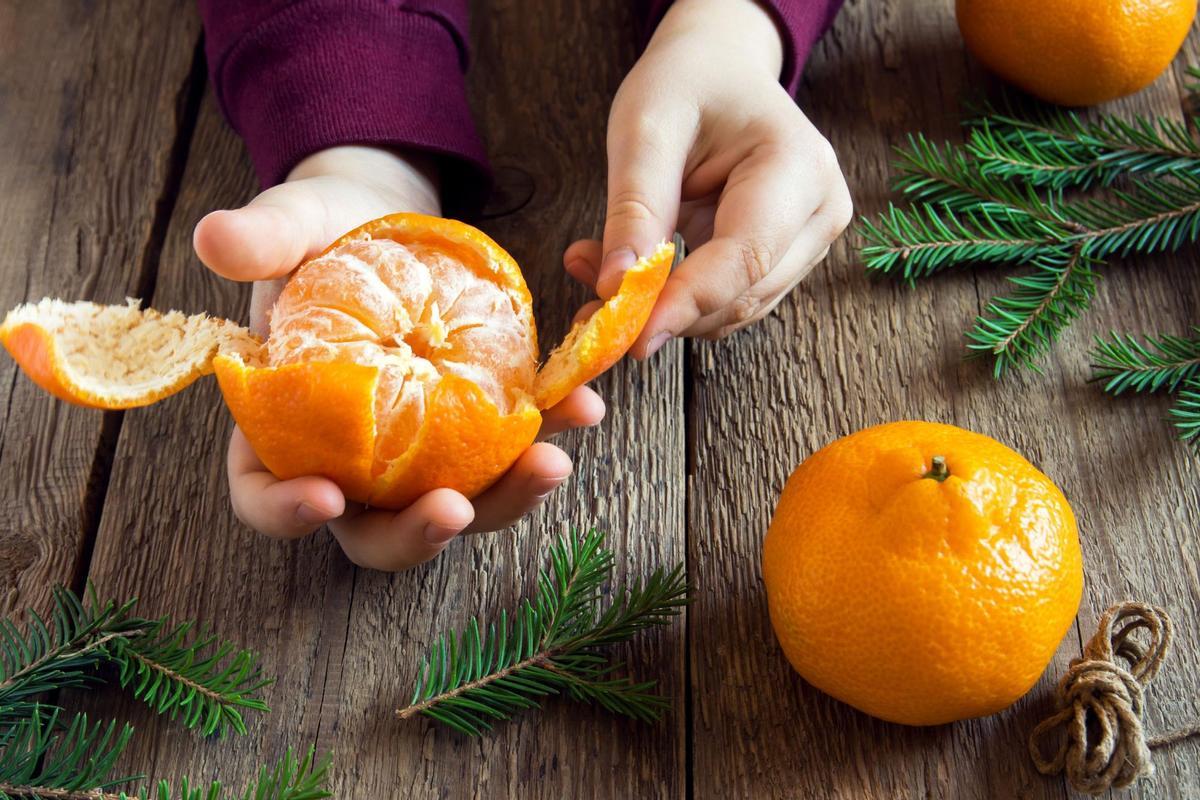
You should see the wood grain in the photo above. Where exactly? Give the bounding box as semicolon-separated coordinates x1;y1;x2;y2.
0;0;201;616
4;0;1199;797
70;87;364;788
329;1;687;797
71;0;688;794
687;2;1200;798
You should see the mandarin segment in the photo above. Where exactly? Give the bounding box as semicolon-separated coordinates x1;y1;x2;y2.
763;421;1083;726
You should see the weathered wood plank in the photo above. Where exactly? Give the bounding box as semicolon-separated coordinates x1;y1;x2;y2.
687;2;1200;798
0;0;201;616
76;91;360;786
331;1;687;796
76;0;687;795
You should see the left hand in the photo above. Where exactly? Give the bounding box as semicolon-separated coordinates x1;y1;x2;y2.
194;146;605;571
564;0;853;357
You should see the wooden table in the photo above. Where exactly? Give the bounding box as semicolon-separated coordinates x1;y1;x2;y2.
3;1;1199;797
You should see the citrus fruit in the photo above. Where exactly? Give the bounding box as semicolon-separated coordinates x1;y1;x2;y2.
762;421;1083;726
1;213;673;509
956;0;1196;106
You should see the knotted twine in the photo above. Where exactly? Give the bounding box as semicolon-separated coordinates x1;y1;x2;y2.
1028;602;1200;795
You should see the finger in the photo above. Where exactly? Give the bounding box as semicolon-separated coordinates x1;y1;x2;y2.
632;143;832;358
248;279;286;338
227;427;346;539
572;300;604;326
564;239;602;289
329;488;475;571
598;103;694;299
538;385;606;440
193;180;337;282
464;443;573;534
677;196;717;247
684;238;831;339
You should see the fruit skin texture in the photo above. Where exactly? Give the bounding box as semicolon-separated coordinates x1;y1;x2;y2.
0;214;672;510
762;421;1083;726
956;0;1196;106
1;321;116;407
215;213;547;509
534;239;673;409
214;358;541;509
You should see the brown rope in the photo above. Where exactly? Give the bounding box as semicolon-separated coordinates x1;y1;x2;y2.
1029;602;1199;795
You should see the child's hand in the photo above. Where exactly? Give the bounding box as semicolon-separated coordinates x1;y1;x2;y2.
193;146;604;571
565;0;853;357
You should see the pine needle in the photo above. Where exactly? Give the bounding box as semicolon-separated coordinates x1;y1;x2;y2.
1090;329;1200;394
0;587;143;713
967;247;1099;375
0;588;329;799
1170;377;1200;452
857;89;1200;454
967;107;1200;189
111;621;272;738
397;529;688;735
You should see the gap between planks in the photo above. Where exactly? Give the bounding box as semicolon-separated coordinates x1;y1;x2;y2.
69;35;209;597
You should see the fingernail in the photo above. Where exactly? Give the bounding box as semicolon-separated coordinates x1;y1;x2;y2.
644;332;672;357
598;248;637;297
296;502;332;525
423;523;461;545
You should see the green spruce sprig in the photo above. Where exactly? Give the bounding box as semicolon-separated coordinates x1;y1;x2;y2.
397;529;687;736
857;85;1200;453
0;708;329;800
1090;328;1200;394
1170;380;1200;450
1090;329;1200;451
0;587;142;723
0;586;269;739
111;621;271;738
967;107;1200;189
0;586;331;799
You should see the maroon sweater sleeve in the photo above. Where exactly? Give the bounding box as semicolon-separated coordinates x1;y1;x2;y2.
634;0;844;93
198;0;490;215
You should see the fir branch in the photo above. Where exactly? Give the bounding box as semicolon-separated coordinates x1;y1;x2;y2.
110;622;271;739
0;716;329;800
0;588;310;799
397;530;687;736
0;588;145;713
1062;175;1200;258
0;708;137;800
891;134;1081;226
967;108;1200;189
1188;65;1200;93
0;589;269;741
1171;378;1200;451
858;203;1062;282
966;247;1099;375
860;99;1200;384
893;134;1019;209
1090;329;1200;394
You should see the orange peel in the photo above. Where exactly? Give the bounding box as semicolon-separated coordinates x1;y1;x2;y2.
0;214;672;509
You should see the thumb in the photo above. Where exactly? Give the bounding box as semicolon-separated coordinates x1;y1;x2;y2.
193;181;332;283
598;116;689;299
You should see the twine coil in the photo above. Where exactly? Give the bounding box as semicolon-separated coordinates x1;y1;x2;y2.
1028;602;1199;795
